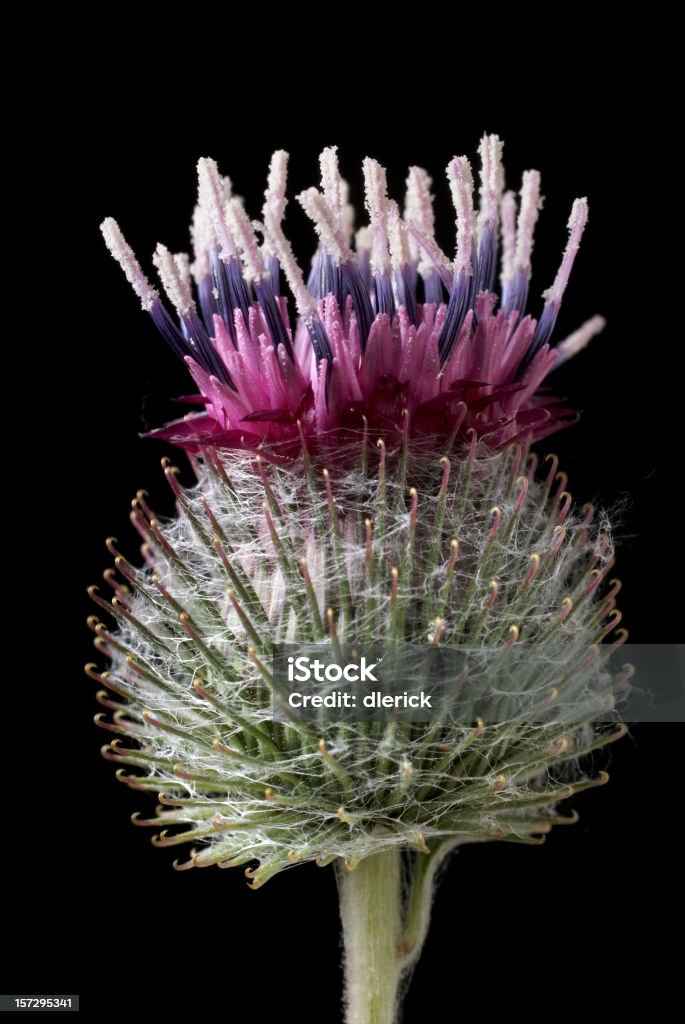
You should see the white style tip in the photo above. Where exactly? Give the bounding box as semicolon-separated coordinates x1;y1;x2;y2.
446;156;475;276
297;187;351;265
264;150;289;224
225;198;267;283
100;217;158;311
362;157;391;276
556;314;606;363
544;197;590;305
197;157;237;260
153;243;194;317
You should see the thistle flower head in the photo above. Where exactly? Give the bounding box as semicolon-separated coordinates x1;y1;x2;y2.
92;139;624;890
101;137;604;456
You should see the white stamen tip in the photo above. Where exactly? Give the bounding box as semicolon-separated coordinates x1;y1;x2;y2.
190;204;214;283
100;217;158;311
478;134;505;231
405;167;437;274
405;167;435;235
355;226;372;252
556;314;606;362
387;200;410;271
197;157;237;260
500;190;517;284
263;206;316;318
362;157;391;276
544;197;590;305
153;243;194;317
446;156;475;277
341;202;355;246
174;253;193;306
319;146;344;219
225;198;267;283
568;196;589;234
513;170;543;275
297;187;352;265
264;150;289;225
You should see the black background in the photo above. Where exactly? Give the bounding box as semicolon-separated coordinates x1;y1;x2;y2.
9;81;681;1018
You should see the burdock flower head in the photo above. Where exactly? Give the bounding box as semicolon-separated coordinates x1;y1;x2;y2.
101;139;603;454
93;137;624;1024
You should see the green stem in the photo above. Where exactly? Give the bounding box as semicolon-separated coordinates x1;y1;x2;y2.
338;850;403;1024
337;845;455;1023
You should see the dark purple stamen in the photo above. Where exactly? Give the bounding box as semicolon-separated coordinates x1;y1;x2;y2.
395;267;418;326
253;278;295;361
519;299;560;375
227;258;253;327
196;277;219;335
150;300;236;390
475;223;498;294
502;268;530;321
374;273;395;319
209;250;237;346
437;271;474;363
423;273;444;305
266;256;281;296
341;263;374;352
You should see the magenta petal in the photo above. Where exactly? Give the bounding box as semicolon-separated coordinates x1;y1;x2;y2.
241;409;294;424
144;414;228;444
171;394;207;405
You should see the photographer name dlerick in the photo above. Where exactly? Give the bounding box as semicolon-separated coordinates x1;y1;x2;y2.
285;656;432;708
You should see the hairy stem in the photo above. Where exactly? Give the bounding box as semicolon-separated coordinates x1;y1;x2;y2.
338;850;404;1024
